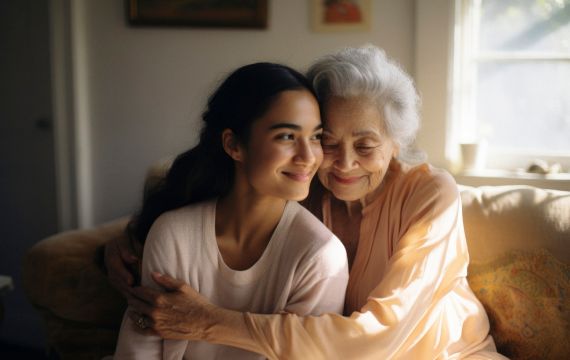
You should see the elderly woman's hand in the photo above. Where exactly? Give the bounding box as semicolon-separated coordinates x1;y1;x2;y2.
104;235;141;299
127;272;218;340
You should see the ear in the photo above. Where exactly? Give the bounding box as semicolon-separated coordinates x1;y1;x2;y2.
222;129;244;162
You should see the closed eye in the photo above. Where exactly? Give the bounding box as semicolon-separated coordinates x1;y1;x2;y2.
355;144;379;154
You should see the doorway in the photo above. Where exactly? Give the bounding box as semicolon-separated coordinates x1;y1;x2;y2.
0;0;58;349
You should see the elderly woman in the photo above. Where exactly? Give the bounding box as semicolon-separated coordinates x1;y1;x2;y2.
106;46;506;359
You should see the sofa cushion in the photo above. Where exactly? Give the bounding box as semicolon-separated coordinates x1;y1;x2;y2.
460;185;570;264
467;249;570;359
459;185;570;359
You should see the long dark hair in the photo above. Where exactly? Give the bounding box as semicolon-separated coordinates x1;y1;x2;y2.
128;62;316;244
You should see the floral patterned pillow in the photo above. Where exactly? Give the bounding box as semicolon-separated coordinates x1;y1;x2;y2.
468;249;570;360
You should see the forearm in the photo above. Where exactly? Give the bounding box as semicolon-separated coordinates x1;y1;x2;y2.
243;312;349;360
202;306;267;357
204;309;348;360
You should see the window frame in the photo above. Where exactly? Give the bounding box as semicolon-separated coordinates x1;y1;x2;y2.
450;0;570;172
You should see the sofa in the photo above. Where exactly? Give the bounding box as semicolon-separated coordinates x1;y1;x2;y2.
22;165;570;360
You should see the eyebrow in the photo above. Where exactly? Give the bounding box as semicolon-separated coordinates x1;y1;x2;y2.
322;129;381;137
352;130;380;137
268;123;323;131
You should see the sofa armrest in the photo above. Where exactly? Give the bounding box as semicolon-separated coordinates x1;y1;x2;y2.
23;218;129;326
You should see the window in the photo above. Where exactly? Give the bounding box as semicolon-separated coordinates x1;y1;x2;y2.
451;0;570;171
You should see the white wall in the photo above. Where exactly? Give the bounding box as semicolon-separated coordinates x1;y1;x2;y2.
70;0;416;226
414;0;455;169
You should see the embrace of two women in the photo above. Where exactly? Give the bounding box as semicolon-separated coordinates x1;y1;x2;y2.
104;45;508;359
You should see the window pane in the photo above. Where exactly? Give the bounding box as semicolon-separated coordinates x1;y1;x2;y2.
475;61;570;152
479;0;570;53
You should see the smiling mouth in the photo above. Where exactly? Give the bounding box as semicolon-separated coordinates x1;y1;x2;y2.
283;171;312;182
332;173;362;185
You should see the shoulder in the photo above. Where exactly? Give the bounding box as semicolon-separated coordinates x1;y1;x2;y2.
287;202;335;244
142;201;212;271
153;200;209;229
387;162;460;228
397;162;459;205
146;200;211;243
285;202;347;270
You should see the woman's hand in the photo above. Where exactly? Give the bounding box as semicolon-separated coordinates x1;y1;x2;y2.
127;273;267;355
127;272;217;340
104;235;141;299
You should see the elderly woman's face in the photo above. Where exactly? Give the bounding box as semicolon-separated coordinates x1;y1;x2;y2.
318;97;398;203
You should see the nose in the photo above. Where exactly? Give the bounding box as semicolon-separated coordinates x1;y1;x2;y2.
293;139;317;165
333;144;357;171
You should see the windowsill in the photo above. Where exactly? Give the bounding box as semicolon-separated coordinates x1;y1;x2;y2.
453;169;570;191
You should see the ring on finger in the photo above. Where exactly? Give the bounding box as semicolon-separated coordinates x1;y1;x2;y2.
136;316;148;329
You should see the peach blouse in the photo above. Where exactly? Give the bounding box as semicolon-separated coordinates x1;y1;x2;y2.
232;161;507;359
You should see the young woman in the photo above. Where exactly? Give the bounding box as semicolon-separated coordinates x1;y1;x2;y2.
112;63;349;359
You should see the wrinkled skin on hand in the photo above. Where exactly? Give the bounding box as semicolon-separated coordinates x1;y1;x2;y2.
105;236;222;340
104;234;142;300
127;272;216;340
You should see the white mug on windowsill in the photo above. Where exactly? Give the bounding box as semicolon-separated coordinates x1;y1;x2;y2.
460;141;487;172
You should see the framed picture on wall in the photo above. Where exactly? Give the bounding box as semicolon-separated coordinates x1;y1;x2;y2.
128;0;268;29
311;0;371;32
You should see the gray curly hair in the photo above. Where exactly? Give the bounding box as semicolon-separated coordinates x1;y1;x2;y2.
307;45;425;164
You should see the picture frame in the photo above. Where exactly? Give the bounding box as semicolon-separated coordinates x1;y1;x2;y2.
311;0;371;32
128;0;268;29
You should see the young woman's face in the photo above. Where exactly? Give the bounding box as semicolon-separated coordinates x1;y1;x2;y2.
318;97;398;203
240;90;323;201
